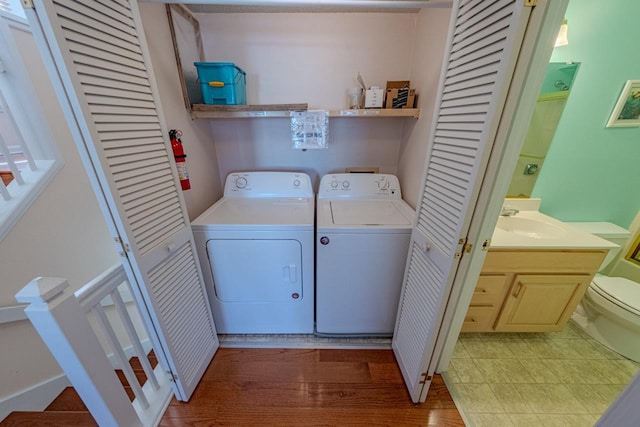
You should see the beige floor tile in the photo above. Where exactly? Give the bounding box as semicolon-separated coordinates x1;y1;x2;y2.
489;383;533;413
587;339;628;360
512;383;588;414
610;359;640;381
587;359;632;385
521;359;566;384
564;359;612;385
537;414;599;427
463;338;517;359
473;359;513;383
452;320;638;423
449;358;486;383
544;338;587;359
470;413;514;427
563;383;616;415
565;338;606;359
455;383;505;413
508;414;544;427
503;339;542;359
540;324;585;340
494;358;536;384
521;339;559;359
452;340;471;359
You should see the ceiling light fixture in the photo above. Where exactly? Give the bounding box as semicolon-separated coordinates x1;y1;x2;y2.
555;19;568;47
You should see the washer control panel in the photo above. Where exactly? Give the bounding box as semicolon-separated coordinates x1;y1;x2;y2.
318;173;401;199
224;171;313;197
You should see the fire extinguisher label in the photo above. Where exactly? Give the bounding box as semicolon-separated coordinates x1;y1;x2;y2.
176;162;189;181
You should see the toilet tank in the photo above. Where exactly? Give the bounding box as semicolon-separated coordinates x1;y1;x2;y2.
569;222;631;270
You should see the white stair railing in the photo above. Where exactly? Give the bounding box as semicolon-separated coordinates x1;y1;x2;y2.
15;264;173;427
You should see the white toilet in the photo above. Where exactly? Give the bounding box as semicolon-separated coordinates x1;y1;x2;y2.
570;222;640;362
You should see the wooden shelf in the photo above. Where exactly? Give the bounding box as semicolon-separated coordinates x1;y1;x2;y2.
190;103;420;119
329;108;420;119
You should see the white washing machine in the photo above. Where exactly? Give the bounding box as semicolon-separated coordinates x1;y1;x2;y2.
316;173;415;336
192;171;314;334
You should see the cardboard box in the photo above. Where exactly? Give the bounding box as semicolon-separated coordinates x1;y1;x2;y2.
364;87;384;108
385;80;415;109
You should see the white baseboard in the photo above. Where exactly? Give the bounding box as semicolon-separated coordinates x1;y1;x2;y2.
0;374;70;422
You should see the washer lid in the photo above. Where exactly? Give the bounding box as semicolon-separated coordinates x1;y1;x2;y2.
591;276;640;315
330;200;412;225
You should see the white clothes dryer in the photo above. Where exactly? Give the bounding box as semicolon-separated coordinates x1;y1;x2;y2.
192;171;314;334
316;173;415;336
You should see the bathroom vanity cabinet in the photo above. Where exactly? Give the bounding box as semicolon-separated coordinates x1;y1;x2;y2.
462;249;607;333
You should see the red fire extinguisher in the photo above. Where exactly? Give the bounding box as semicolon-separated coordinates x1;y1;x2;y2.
169;129;191;191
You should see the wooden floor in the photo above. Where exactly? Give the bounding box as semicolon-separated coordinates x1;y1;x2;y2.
3;348;464;426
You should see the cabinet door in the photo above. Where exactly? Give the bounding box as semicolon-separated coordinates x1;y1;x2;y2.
494;274;591;332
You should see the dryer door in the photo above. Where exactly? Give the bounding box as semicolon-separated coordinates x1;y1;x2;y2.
207;239;303;302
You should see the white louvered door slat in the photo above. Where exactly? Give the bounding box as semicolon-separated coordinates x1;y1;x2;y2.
392;0;532;403
28;0;218;401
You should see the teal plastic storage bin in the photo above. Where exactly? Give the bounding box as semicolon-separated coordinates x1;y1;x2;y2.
195;62;247;105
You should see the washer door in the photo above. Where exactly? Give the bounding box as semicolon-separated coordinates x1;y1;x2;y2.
206;239;303;302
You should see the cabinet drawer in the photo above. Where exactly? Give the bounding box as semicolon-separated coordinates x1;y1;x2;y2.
461;306;496;333
483;250;606;275
471;275;509;306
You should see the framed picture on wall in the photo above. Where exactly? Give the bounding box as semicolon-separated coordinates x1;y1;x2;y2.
606;80;640;127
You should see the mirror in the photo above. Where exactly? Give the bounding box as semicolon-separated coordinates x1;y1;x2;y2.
166;4;205;110
506;62;580;197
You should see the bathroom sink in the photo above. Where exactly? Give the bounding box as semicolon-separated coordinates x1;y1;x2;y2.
496;216;568;239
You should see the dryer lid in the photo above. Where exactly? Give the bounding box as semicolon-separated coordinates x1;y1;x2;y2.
194;197;314;227
330;200;412;226
592;276;640;315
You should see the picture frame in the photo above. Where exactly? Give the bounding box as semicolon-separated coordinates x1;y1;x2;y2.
606;80;640;127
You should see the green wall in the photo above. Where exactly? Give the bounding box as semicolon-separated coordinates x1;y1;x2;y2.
532;0;640;228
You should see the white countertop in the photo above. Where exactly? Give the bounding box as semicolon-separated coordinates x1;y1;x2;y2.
490;209;618;250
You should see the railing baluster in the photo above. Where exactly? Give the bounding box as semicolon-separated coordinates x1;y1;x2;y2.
15;277;142;427
111;288;160;390
0;90;36;172
17;266;174;426
92;304;150;409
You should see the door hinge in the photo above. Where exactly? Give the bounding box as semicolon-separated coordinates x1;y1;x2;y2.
114;236;130;257
419;372;432;384
21;0;34;8
482;239;491;251
454;237;468;259
524;0;536;6
166;371;178;383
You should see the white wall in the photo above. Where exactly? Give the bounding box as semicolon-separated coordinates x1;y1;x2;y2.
197;12;417;108
139;3;223;220
397;6;452;209
0;24;118;401
195;11;423;188
210;117;404;186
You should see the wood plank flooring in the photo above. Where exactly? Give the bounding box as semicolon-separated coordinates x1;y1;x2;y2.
2;348;464;426
162;348;464;426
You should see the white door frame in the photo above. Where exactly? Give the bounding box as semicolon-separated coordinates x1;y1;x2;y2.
434;0;570;372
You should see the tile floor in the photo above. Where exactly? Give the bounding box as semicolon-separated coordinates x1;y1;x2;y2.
443;319;640;427
218;333;392;349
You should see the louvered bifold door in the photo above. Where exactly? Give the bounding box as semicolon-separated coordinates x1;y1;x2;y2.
27;0;218;401
392;0;532;403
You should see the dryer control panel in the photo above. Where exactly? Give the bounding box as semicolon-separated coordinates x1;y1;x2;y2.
224;171;313;198
318;173;402;199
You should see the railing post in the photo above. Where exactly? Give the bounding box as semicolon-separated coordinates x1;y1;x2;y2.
16;277;142;427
